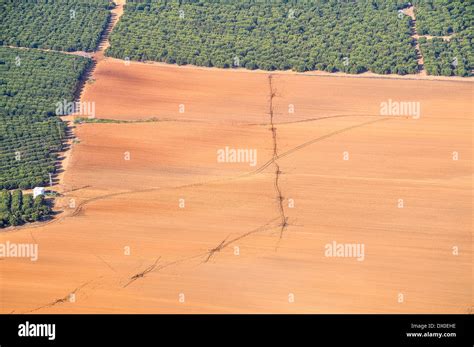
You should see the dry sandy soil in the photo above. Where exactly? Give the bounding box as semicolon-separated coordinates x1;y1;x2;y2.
1;55;472;313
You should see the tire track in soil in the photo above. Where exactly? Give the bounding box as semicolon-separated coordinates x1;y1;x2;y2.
15;83;393;310
242;117;392;178
17;114;392;311
23;277;102;313
202;217;281;263
122;217;281;288
107;90;391;290
9;115;392;232
267;75;289;241
123;257;161;288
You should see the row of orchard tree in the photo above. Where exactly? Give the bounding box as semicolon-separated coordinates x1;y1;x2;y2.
107;0;419;75
1;0;111;52
0;189;51;228
107;0;471;77
0;1;108;226
414;0;472;77
0;47;91;190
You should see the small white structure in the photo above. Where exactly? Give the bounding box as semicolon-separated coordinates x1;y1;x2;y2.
33;187;45;199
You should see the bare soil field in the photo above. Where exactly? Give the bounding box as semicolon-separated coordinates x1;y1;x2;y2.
1;59;472;314
82;58;472;122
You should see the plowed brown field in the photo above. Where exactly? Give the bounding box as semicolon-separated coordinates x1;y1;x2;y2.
1;57;472;313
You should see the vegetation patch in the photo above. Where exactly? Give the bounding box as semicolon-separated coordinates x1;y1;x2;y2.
415;0;473;76
0;46;91;190
0;189;52;228
107;0;418;75
1;0;111;52
74;117;160;124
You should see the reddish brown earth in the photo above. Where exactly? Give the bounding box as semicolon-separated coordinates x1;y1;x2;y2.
1;56;472;313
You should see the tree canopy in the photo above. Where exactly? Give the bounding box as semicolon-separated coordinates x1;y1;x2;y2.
0;189;51;228
107;0;419;75
414;0;473;76
0;47;91;190
0;0;111;52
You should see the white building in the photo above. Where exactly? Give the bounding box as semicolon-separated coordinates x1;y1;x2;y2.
33;187;45;198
